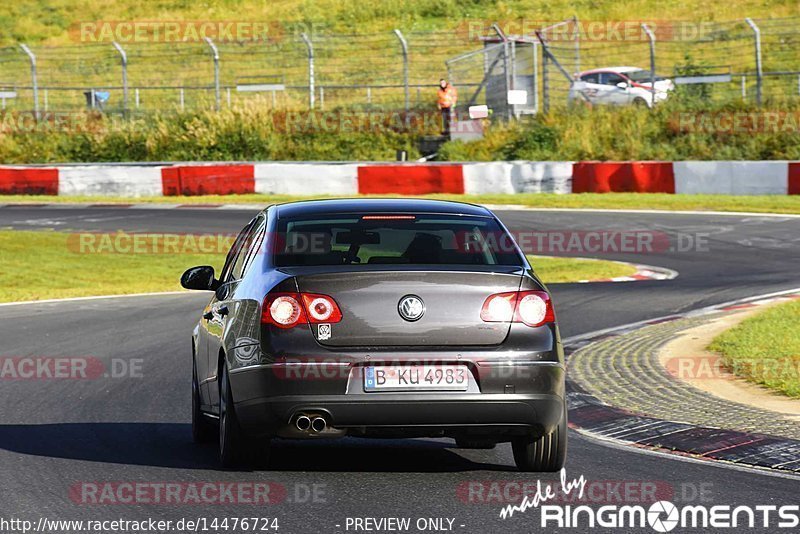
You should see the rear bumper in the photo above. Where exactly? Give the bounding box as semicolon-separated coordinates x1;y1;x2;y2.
235;392;564;436
229;360;565;438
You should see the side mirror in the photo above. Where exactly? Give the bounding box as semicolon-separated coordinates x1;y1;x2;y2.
180;265;219;291
616;81;629;90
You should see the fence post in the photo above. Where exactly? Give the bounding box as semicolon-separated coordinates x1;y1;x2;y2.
393;29;409;114
19;44;39;120
744;18;762;105
203;37;221;111
111;41;128;116
491;23;511;120
641;24;656;107
535;31;551;114
532;40;539;114
300;33;315;110
573;16;580;75
542;46;549;114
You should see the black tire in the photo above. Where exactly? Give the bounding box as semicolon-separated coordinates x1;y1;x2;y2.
218;364;245;467
632;97;649;107
192;357;214;443
512;403;567;472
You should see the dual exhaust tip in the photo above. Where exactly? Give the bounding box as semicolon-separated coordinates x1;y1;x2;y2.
295;414;327;433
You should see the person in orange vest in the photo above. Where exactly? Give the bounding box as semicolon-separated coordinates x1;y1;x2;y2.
437;79;458;136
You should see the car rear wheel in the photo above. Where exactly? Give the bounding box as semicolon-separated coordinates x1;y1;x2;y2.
632;97;649;107
512;402;567;472
192;358;214;443
219;364;245;467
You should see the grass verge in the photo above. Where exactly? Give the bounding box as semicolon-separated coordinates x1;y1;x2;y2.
3;193;800;215
708;300;800;398
0;230;635;302
527;255;637;283
0;230;222;302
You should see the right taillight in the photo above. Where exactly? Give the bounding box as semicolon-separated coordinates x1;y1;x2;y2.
480;290;554;327
262;292;342;328
301;293;343;323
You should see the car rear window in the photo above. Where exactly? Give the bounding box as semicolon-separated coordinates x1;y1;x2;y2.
625;70;665;82
273;214;524;267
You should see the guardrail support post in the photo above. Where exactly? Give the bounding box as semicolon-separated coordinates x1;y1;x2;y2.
300;33;315;110
641;24;656;107
203;37;221;111
112;41;128;116
393;30;410;114
20;44;39;120
745;18;763;105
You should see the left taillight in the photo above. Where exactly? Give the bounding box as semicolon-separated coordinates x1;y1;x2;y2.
480;290;554;327
261;292;342;328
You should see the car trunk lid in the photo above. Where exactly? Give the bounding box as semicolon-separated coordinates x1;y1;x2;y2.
287;266;523;347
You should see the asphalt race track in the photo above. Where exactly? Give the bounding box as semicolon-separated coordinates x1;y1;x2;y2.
1;205;799;533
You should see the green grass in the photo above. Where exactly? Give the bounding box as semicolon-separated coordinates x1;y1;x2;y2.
0;230;224;302
439;104;800;162
708;299;800;398
0;230;634;302
527;255;636;283
3;193;800;215
4;101;800;163
3;1;797;45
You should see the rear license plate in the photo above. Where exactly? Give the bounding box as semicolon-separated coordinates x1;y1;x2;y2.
363;365;470;392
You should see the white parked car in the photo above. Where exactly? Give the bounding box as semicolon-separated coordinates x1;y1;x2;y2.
567;66;674;108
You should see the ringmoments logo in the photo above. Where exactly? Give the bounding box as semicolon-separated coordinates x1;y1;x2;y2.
499;470;800;531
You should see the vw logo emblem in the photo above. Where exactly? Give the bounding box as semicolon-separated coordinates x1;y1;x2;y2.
398;295;425;322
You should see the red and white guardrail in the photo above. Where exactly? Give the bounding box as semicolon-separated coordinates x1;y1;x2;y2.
1;161;799;196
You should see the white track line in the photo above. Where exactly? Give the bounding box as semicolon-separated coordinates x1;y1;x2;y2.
487;206;800;218
562;286;800;346
571;426;800;481
2;202;800;218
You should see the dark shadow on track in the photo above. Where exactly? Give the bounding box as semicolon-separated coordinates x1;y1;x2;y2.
0;423;514;472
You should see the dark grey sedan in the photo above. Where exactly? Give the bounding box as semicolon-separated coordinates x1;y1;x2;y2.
181;199;566;471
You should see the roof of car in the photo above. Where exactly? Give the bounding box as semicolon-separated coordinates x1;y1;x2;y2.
580;66;643;75
271;198;493;218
